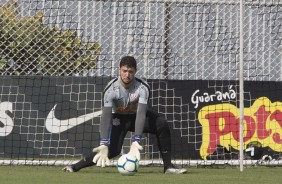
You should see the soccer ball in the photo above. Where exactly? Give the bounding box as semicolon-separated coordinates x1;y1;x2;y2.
117;154;139;176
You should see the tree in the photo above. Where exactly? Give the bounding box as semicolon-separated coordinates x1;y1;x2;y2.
0;1;100;76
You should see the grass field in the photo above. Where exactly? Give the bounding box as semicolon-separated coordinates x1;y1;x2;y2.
1;165;282;184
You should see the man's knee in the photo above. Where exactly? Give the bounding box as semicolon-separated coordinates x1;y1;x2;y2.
156;117;171;136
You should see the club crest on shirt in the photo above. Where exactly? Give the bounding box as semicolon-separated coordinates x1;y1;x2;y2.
112;118;120;126
129;93;138;102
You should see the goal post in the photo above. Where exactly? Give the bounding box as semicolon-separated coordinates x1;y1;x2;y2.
239;0;244;172
0;0;282;168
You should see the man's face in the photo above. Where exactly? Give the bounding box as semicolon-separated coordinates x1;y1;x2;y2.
119;65;136;86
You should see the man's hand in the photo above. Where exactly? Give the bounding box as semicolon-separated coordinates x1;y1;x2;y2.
92;145;110;167
128;141;143;161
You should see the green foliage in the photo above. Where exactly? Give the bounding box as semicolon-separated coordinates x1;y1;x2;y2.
0;2;100;75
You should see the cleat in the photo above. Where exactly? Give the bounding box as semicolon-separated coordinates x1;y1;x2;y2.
164;165;187;174
63;166;74;172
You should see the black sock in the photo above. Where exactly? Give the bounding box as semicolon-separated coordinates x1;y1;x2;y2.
161;151;172;170
72;152;95;172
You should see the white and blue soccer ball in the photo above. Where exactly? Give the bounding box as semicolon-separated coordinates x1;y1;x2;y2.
117;154;139;176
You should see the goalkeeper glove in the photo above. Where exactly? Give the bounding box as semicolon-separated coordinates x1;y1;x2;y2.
128;135;143;161
92;138;110;167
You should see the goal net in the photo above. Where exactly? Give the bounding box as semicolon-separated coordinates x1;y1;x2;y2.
0;0;282;167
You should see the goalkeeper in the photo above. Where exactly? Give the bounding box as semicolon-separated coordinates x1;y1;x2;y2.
63;56;187;174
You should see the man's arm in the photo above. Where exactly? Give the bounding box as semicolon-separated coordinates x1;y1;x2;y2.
93;79;115;167
134;103;147;136
99;106;112;144
92;106;112;167
134;81;150;136
99;81;115;144
128;103;147;160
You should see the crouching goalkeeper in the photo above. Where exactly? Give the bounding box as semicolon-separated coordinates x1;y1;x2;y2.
63;56;187;174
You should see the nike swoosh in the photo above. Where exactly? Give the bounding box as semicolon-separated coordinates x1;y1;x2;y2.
45;104;102;133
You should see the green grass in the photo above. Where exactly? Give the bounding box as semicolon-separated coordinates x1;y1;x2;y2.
1;165;282;184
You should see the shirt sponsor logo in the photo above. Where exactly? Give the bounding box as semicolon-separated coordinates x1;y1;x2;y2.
129;93;138;102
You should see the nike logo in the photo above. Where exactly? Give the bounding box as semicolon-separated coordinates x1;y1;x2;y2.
45;104;102;133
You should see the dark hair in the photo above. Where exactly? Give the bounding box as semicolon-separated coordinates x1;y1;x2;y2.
120;56;137;70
